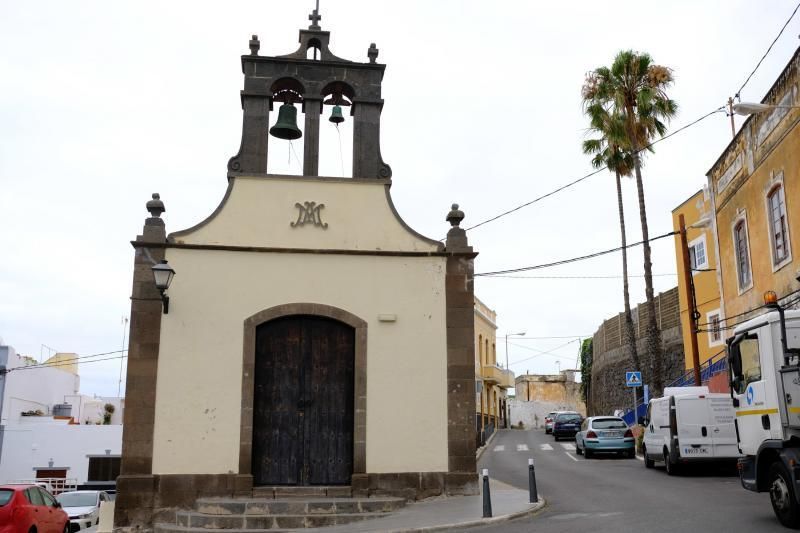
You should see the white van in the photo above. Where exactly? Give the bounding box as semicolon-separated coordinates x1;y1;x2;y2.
641;386;739;474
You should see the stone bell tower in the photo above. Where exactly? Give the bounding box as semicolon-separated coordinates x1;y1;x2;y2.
227;7;391;179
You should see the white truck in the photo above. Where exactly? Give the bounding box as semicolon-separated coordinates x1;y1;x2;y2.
729;291;800;529
641;386;739;474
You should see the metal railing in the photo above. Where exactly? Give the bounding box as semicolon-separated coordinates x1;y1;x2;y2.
622;351;729;425
9;477;77;495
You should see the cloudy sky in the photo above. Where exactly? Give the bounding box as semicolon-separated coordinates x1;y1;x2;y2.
2;0;799;396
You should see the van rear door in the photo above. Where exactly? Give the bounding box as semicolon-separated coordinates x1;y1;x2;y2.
675;397;713;459
707;395;739;458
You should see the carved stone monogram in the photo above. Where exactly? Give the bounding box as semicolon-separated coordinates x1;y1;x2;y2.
290;201;328;229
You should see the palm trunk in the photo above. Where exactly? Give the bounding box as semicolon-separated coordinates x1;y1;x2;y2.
632;152;664;396
615;170;641;376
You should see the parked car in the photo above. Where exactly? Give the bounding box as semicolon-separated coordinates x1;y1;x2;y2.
575;416;635;458
0;484;69;533
544;411;558;434
56;490;109;532
552;412;582;440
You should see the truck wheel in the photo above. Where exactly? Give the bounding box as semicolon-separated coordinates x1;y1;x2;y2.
664;451;678;476
643;447;654;468
769;462;800;528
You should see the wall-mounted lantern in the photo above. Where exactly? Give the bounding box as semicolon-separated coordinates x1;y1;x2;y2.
152;260;175;314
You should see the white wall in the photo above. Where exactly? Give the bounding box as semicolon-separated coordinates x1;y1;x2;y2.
150;175;450;476
0;345;80;424
0;417;122;484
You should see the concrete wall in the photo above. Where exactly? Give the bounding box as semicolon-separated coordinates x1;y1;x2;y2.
509;399;578;429
590;287;684;416
151;175;450;476
0;417;122;484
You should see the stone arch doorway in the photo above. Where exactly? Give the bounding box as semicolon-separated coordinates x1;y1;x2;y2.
241;304;367;487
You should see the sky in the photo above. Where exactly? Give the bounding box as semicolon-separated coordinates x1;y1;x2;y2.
2;0;799;396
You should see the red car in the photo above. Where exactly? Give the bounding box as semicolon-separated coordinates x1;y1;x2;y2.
0;484;69;533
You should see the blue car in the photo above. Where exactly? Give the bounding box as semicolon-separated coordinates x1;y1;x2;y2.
575;416;635;458
552;412;582;440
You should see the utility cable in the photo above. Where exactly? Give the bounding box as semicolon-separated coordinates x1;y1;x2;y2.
3;350;128;373
459;107;725;236
4;353;127;374
696;287;800;327
474;230;678;277
736;1;800;99
507;339;581;366
697;294;800;333
483;273;677;280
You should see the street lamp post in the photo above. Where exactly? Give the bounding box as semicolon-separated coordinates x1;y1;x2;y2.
502;331;525;430
733;102;800;116
504;331;526;371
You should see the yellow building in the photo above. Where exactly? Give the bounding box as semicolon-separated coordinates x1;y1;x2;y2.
474;296;514;445
707;47;800;322
671;190;724;371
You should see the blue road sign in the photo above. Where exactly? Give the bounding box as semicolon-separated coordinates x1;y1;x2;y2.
626;371;642;387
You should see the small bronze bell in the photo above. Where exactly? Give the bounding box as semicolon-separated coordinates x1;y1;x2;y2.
270;103;302;140
329;105;345;124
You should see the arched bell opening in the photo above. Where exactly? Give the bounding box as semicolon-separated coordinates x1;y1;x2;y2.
305;38;322;61
318;81;355;177
267;78;306;176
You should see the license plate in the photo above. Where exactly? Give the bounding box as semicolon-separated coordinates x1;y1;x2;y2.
603;431;622;437
683;447;709;455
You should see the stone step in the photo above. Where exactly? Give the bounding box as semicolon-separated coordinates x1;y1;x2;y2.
251;486;352;499
194;496;406;516
171;511;390;530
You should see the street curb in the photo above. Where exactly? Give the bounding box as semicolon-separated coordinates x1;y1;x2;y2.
373;496;547;533
475;430;500;461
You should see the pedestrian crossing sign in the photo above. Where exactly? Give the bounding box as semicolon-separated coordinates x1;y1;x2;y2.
625;371;642;387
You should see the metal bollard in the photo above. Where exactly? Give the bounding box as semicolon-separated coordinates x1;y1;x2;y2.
482;468;493;518
528;458;538;503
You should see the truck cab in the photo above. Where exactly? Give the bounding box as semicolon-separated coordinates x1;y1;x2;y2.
729;302;800;528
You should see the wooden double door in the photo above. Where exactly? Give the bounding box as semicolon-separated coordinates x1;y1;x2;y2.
252;315;355;486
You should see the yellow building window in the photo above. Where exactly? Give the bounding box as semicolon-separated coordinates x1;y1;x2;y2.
734;219;752;290
767;184;791;265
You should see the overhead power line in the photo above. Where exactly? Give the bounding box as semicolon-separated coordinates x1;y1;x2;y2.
461;106;725;235
508;338;581;366
482;273;677;280
4;350;128;374
736;1;800;98
474;230;678;277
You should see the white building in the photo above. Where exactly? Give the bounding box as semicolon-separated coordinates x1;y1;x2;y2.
0;338;123;488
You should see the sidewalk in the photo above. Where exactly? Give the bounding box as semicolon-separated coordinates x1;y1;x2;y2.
306;479;545;532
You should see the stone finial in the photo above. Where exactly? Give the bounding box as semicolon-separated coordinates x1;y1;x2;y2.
146;193;165;218
249;34;260;56
445;203;471;252
446;203;464;227
368;43;379;63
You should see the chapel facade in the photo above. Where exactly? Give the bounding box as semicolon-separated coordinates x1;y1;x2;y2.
115;11;478;528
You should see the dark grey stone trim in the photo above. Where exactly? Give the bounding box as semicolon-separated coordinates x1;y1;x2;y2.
226;173;391;184
115;214;167;529
168;180;235;241
240;303;368;479
444;253;478;493
135;241;467;258
383;184;445;251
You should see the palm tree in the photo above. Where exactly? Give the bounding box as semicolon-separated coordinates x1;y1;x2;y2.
584;50;678;396
581;103;641;380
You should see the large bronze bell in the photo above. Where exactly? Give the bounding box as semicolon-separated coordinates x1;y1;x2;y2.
270;103;302;140
329;105;345;124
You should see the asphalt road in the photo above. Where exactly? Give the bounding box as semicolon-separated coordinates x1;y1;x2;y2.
471;428;784;533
